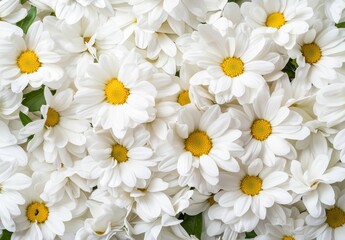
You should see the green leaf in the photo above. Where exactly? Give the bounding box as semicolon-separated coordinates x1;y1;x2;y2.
282;58;298;80
181;213;203;239
336;22;345;28
17;6;37;33
19;111;32;126
20;0;28;4
245;231;257;238
0;230;12;240
22;87;46;112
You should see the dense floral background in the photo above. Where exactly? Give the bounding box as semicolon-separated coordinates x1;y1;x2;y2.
1;0;345;239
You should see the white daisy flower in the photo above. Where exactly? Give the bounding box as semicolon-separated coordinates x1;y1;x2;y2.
289;24;345;89
75;49;157;138
0;160;31;232
84;126;155;188
12;173;73;240
0;86;25;121
314;83;345;127
241;0;313;49
75;202;128;239
231;87;309;166
19;87;89;167
162;105;242;189
255;206;308;240
131;178;175;222
290;154;345;218
0;0;27;24
208;158;292;233
183;24;277;104
305;188;345;240
325;0;345;23
0;120;27;166
0;21;64;93
53;0;114;25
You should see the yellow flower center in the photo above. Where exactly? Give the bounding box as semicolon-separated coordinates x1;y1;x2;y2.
326;207;345;229
266;12;286;29
26;202;49;224
184;130;212;157
221;57;244;78
17;50;41;74
95;231;105;235
240;175;262;196
177;90;191;106
112;144;128;163
104;78;129;105
45;107;60;127
251;119;272;141
282;236;295;240
84;37;91;43
208;196;215;206
301;43;322;64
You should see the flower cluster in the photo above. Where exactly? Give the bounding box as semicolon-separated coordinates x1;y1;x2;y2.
1;0;345;239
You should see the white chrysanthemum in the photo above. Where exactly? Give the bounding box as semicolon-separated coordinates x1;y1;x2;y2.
231;87;309;166
241;0;313;49
19;87;89;167
208;158;292;233
0;160;31;232
12;173;73;240
0;21;64;93
75;49;157;138
255;207;308;240
305;188;345;240
75;202;128;239
53;0;114;25
290;154;345;218
289;24;345;89
182;24;277;104
0;86;25;120
314;83;345;127
0;120;27;166
161;105;242;189
0;0;27;24
83;126;155;188
325;0;345;23
131;178;175;222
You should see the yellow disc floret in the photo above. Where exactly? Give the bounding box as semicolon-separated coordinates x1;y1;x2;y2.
266;12;286;29
105;78;130;105
45;107;60;127
177;90;191;106
112;144;129;163
17;50;41;74
326;207;345;229
26;202;49;224
221;57;244;78
185;130;212;157
282;236;295;240
251;119;272;141
301;43;322;64
240;175;263;196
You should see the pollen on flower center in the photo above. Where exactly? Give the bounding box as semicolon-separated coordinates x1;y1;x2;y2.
112;144;128;163
185;130;212;157
208;196;215;206
177;90;191;106
26;202;49;224
326;207;345;229
251;119;272;141
266;12;286;29
301;43;322;64
221;57;244;78
84;37;91;43
95;231;105;235
241;175;262;196
45;107;60;127
17;50;41;74
105;78;130;105
282;236;295;240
